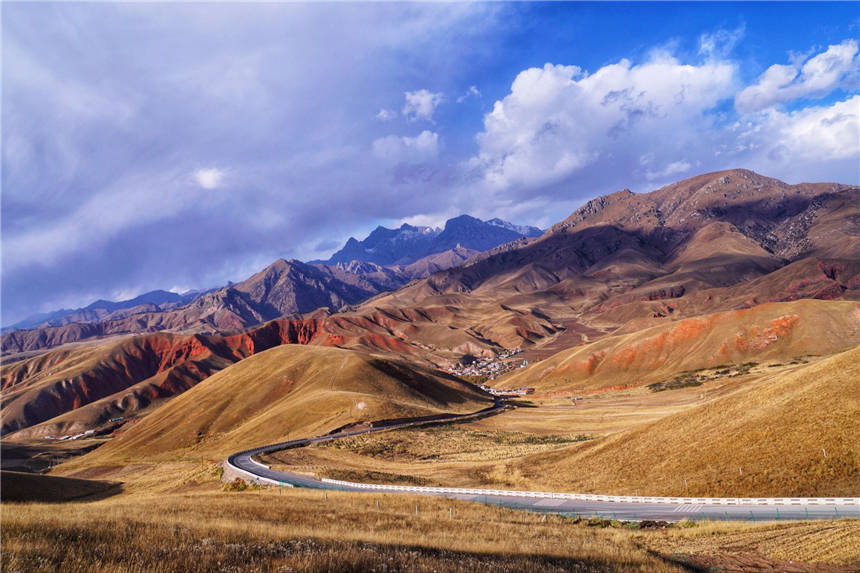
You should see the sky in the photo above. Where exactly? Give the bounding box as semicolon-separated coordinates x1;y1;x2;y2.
2;1;859;324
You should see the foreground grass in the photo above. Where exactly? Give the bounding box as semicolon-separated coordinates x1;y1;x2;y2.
2;473;680;573
3;463;858;572
646;519;860;569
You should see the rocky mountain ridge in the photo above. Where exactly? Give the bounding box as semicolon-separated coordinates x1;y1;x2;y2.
323;215;542;266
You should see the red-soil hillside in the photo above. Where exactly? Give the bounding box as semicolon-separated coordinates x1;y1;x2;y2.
4;170;860;441
356;170;859;360
0;314;440;439
6;170;857;359
0;258;377;355
500;299;860;392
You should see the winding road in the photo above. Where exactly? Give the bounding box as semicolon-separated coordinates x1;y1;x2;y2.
225;400;859;522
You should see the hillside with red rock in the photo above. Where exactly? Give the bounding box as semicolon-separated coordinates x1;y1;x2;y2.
1;311;441;438
0;248;493;355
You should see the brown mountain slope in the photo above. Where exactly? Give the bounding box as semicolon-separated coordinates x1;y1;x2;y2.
1;333;244;438
4;170;859;440
505;344;860;497
499;299;860;392
5;169;857;362
74;344;491;463
391;170;858;305
0;311;430;439
2;249;494;356
400;245;481;278
354;170;859;362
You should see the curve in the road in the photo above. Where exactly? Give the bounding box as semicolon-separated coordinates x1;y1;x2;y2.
225;401;859;522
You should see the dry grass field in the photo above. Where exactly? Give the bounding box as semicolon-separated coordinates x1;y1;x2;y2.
4;332;855;571
262;426;593;488
1;470;121;502
3;462;858;572
72;344;490;466
259;347;858;497
507;344;860;497
1;463;679;573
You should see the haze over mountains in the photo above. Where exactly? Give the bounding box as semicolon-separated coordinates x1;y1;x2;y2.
2;215;540;352
5;290;205;331
2;169;859;440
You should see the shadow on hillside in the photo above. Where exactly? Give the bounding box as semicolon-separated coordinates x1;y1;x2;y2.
1;470;123;503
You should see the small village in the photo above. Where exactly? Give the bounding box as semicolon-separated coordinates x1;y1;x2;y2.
446;348;535;395
446;347;527;379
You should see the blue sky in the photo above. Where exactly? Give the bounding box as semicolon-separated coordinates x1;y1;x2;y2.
2;2;859;324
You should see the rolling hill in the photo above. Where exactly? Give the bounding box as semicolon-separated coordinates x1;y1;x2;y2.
506;344;860;497
1;309;453;439
76;344;491;462
499;299;860;391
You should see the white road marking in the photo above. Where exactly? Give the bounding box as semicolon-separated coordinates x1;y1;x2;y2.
673;504;703;513
534;498;568;508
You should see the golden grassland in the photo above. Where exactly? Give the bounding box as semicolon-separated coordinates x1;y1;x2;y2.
261;424;595;489
264;360;763;489
261;426;593;488
3;462;858;572
72;344;490;466
1;463;679;573
322;425;593;463
504;344;860;497
644;519;860;569
1;470;120;502
259;348;858;497
3;335;856;570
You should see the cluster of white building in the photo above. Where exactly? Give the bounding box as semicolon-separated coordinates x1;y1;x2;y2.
43;429;96;441
477;384;536;397
447;348;528;380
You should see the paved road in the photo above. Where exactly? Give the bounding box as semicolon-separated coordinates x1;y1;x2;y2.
226;401;859;522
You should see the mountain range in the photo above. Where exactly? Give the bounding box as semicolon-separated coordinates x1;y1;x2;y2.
2;168;859;439
321;215;542;266
4;290;206;332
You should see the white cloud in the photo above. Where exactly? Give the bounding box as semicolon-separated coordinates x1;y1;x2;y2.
643;159;693;181
457;85;481;103
372;130;439;163
739;95;859;163
376;108;396;121
470;57;736;193
402;89;444;122
193;167;226;190
3;169;213;271
736;40;859;113
698;24;745;59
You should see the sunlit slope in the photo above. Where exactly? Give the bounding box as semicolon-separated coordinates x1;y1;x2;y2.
512;345;860;497
500;299;860;391
0;316;441;439
80;345;490;462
